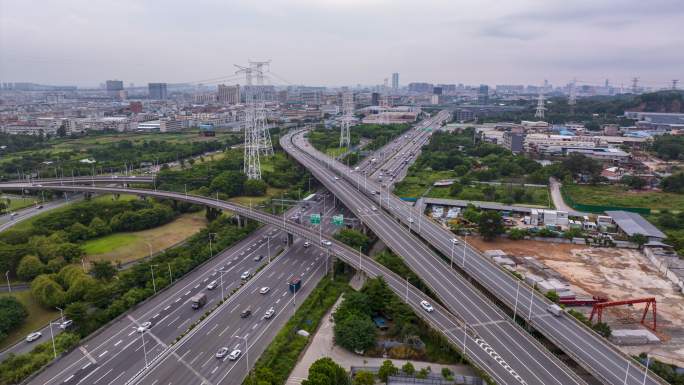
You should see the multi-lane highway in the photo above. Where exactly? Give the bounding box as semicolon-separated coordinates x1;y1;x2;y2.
287;114;667;385
8;190;336;385
0;181;554;385
284;130;585;385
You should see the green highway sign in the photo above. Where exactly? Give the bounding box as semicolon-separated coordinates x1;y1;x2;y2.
310;214;321;224
332;215;344;226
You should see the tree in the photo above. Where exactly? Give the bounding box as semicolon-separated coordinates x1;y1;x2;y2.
244;179;268;196
353;371;375;385
210;170;246;197
302;358;350;385
545;291;560;304
592;322;612;338
401;362;415;376
661;173;684;193
57;121;67;137
416;368;429;379
89;217;111;237
16;255;45;281
629;233;648;248
65;302;90;333
441;368;453;379
621;175;647;190
334;229;371;253
54;243;84;263
0;296;28;341
377;360;398;383
448;182;462;197
334;313;376;353
477;210;505;240
66;222;94;242
31;275;66;307
91;260;116;280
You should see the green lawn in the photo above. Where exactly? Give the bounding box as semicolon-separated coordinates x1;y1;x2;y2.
427;184;552;207
393;170;458;198
325;147;348;158
0;291;59;350
564;184;684;211
2;196;39;211
9;194;138;232
82;212;207;265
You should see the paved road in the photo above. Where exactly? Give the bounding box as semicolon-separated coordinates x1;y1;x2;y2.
285;130;585;385
549;177;587;216
289;121;666;385
13;192;336;385
0;193;82;232
0;182;540;385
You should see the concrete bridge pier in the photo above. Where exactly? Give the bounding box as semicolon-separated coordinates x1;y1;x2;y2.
287;233;294;246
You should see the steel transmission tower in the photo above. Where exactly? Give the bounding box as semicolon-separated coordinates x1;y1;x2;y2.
249;60;274;156
235;64;261;180
534;92;546;120
340;91;353;147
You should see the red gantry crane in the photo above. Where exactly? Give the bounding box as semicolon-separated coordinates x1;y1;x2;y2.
589;297;657;331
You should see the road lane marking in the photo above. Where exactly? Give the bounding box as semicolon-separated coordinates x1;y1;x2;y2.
163;305;171;311
92;369;112;384
167;315;180;326
219;325;231;337
184;291;191;296
175;298;181;303
98;350;108;358
63;374;75;383
128;330;136;336
206;323;219;335
282;291;287;297
230;303;241;313
109;371;125;384
194;284;200;289
189;351;203;365
252;324;258;330
82;362;92;370
114;339;122;347
275;299;281;304
211;366;219;374
153;313;160;318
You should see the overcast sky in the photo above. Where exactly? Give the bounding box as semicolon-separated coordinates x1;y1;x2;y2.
1;0;682;88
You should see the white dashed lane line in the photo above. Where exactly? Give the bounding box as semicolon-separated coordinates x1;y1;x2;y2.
114;339;122;347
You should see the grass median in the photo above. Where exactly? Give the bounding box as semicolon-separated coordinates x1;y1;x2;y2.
246;273;351;385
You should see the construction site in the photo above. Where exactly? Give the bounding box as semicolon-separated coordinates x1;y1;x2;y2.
468;237;684;367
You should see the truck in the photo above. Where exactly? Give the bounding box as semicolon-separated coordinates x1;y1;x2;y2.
288;277;302;293
546;304;563;317
191;293;207;309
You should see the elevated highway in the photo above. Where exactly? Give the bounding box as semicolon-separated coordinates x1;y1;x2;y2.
0;182;534;385
285;119;666;385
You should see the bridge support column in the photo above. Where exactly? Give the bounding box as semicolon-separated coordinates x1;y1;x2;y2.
84;192;92;201
235;214;242;228
287;233;294;246
205;206;220;221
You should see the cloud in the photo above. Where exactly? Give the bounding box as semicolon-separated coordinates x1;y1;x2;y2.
0;0;681;87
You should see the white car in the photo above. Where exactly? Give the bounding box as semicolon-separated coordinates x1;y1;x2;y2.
451;238;459;245
59;320;73;329
264;307;276;319
420;300;434;312
303;241;311;248
240;271;251;280
228;349;242;361
334;176;340;180
408;218;415;223
216;347;229;358
259;286;270;295
137;322;152;333
26;332;42;342
206;280;218;290
320;240;332;247
371;206;377;211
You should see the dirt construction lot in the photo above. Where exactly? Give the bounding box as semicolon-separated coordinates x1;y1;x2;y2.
469;238;684;367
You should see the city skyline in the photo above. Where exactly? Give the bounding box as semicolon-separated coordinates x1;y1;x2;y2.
1;0;682;88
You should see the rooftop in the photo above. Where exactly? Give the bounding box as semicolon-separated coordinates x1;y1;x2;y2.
605;210;666;239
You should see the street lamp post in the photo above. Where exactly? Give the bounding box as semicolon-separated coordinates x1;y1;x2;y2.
235;335;250;378
218;269;227;300
462;233;467;269
642;354;650;385
5;271;10;293
267;236;271;263
513;280;520;323
450;241;455;268
135;327;149;369
49;322;58;358
167;263;173;284
208;233;218;257
56;307;64;323
150;265;157;294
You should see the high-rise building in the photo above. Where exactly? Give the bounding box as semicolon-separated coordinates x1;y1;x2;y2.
433;87;442;95
478;84;489;104
148;83;168;100
408;82;433;93
217;84;241;104
392;73;399;90
105;80;124;92
129;101;143;114
371;92;380;106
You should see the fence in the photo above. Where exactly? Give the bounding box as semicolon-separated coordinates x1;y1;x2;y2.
560;186;651;215
350;367;482;385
